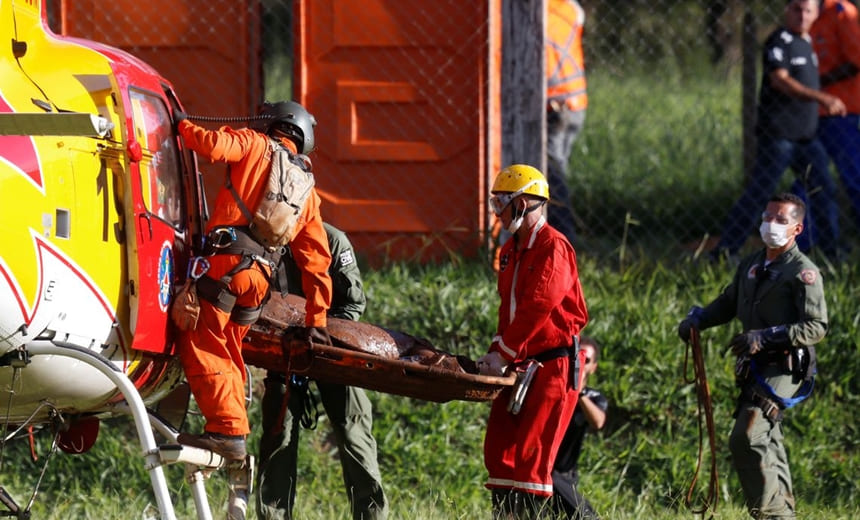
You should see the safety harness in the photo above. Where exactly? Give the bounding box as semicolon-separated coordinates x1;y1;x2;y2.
743;356;816;423
194;226;283;325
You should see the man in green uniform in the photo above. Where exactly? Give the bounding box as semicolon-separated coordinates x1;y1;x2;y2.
678;193;825;520
257;223;388;520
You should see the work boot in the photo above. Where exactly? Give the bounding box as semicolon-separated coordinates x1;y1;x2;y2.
177;432;247;461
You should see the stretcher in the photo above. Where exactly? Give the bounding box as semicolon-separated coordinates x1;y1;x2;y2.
243;294;516;402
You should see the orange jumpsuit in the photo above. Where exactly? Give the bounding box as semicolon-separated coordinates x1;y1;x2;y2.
811;0;860;115
484;217;588;496
177;120;332;436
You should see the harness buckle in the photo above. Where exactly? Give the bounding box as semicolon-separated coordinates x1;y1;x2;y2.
188;257;210;280
251;254;276;270
210;227;238;249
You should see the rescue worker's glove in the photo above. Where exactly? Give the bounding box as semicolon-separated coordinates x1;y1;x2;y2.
173;110;188;132
678;306;704;341
305;326;332;346
476;351;508;376
729;330;765;357
728;325;790;357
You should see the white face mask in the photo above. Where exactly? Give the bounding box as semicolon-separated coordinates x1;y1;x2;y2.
506;210;525;234
759;221;791;248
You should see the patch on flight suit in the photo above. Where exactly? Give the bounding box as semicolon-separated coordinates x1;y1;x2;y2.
747;264;759;279
500;252;510;272
800;269;817;285
339;249;355;267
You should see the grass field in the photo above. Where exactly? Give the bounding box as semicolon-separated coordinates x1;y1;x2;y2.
2;257;857;519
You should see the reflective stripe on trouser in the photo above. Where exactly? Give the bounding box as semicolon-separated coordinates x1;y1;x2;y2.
484;351;582;496
179;254;270;436
729;367;801;520
257;380;388;520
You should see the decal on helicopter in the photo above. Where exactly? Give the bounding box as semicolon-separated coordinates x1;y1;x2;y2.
158;241;174;313
0;96;43;191
0;231;123;358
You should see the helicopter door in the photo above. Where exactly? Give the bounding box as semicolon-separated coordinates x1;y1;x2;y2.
126;89;188;354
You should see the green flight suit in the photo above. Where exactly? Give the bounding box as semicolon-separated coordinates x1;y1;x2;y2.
257;223;388;520
696;244;826;520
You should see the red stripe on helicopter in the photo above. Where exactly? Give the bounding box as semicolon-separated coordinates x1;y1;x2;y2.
0;95;43;189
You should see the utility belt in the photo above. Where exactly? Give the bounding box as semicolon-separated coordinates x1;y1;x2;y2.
735;345;816;385
734;345;817;422
740;384;784;423
194;226;285;325
507;337;581;415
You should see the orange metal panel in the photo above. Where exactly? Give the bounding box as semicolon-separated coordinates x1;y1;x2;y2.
59;0;262;209
295;0;497;264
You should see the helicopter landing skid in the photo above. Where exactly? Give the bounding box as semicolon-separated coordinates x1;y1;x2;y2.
23;343;250;520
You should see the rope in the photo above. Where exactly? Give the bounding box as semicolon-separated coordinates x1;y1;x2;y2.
682;327;719;519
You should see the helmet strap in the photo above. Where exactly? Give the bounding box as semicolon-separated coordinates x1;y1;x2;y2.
524;200;546;215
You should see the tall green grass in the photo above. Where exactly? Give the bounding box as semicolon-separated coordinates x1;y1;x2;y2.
2;256;857;519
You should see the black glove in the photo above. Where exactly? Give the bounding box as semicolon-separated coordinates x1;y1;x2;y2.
305;326;332;346
728;330;765;357
173;110;188;132
728;325;789;357
678;306;704;341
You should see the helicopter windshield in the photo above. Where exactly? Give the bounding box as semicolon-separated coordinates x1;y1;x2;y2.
129;88;185;229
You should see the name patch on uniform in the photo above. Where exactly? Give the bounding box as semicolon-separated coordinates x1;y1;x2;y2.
800;269;817;285
339;249;355;267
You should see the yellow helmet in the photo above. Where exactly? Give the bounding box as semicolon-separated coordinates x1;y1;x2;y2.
490;164;549;215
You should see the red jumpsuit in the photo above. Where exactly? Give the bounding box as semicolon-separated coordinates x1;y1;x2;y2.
484;217;588;496
177;120;332;436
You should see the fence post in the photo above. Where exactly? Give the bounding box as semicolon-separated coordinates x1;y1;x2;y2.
501;0;546;173
742;6;757;184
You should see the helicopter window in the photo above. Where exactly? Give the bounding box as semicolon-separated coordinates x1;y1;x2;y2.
129;89;186;229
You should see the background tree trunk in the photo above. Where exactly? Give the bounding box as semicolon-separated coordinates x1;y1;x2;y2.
501;0;546;172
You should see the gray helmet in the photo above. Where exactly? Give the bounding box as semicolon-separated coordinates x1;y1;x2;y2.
253;101;316;154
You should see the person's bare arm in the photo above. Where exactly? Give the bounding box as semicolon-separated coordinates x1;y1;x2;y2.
769;68;847;116
579;394;607;431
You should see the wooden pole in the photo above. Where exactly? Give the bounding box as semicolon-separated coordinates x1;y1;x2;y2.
500;0;546;173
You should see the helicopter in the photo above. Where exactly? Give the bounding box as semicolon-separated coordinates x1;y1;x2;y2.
0;0;253;518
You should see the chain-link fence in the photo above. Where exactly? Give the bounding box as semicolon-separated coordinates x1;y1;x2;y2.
55;0;860;266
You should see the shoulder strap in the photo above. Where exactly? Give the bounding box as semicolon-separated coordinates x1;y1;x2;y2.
226;165;255;224
225;138;281;223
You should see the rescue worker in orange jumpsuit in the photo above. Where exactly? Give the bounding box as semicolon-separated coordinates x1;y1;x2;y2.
479;165;589;519
546;0;588;246
173;101;333;460
793;0;860;252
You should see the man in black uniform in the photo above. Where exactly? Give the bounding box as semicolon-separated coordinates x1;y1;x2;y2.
680;193;827;520
711;0;845;261
550;337;608;520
